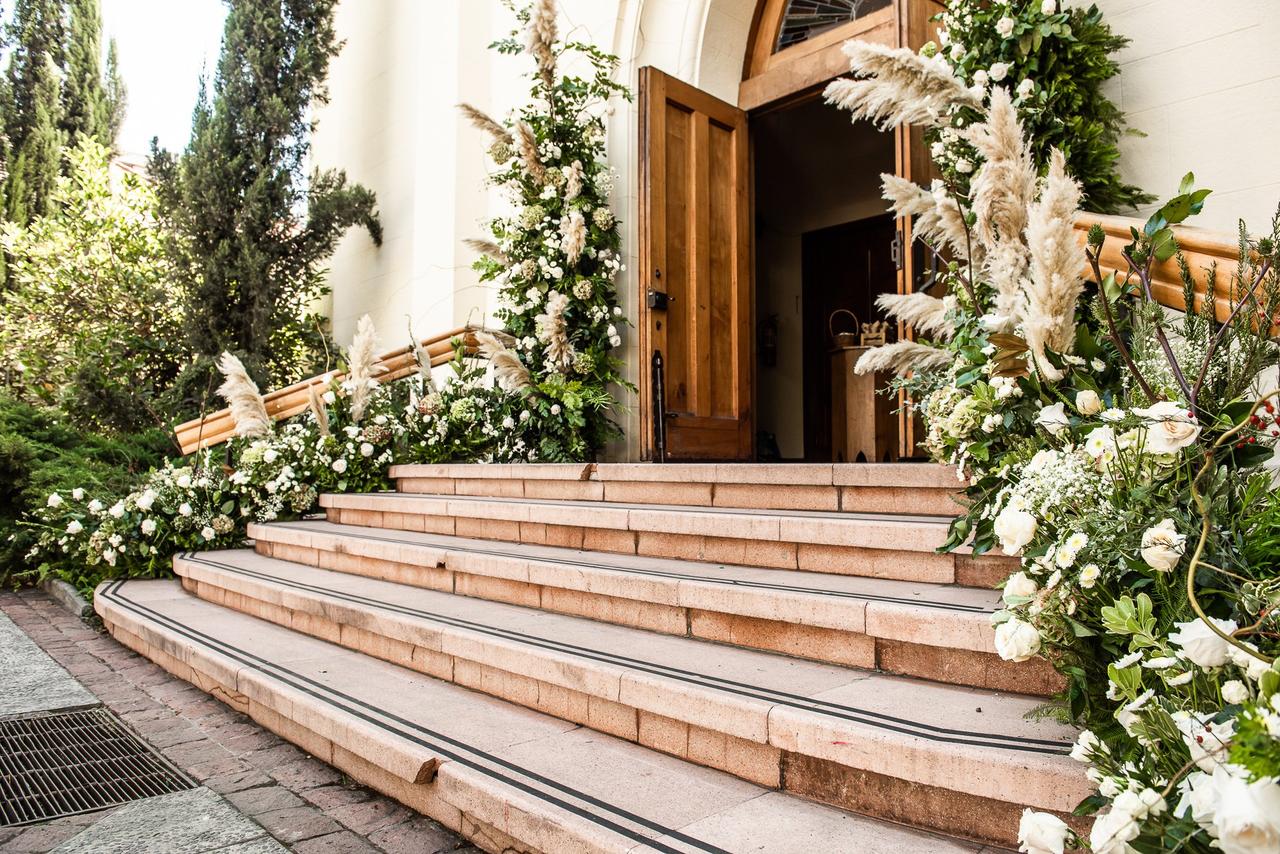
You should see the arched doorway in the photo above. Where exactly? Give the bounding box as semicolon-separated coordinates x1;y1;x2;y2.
636;0;941;461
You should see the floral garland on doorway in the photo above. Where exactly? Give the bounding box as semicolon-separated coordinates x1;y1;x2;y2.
826;36;1280;854
436;0;633;463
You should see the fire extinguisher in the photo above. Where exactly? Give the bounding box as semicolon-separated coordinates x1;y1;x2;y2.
759;314;779;368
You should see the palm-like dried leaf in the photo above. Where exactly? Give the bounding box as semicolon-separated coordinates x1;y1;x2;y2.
824;42;979;130
476;330;533;392
876;292;954;339
854;340;953;376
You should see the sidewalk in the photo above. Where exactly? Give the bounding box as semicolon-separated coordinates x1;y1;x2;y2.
0;587;474;854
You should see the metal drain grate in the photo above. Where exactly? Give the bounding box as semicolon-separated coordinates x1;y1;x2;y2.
0;707;195;827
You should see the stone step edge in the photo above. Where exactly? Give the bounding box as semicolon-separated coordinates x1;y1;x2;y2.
247;521;999;654
92;580;759;854
173;551;1087;815
317;492;957;554
388;462;962;489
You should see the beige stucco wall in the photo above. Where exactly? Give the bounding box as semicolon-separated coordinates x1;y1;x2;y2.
311;0;1280;460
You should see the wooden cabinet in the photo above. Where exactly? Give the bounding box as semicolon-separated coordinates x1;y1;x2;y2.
831;347;899;463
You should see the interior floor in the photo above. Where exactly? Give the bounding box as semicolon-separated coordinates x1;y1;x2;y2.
752;96;898;462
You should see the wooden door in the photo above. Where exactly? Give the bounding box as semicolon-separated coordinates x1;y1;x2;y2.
894;0;946;458
639;67;753;461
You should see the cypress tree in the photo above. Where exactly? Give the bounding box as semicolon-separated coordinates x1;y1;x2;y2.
4;0;65;224
61;0;108;145
102;37;124;150
151;0;381;404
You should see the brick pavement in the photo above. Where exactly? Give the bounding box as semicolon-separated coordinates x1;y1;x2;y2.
0;588;475;854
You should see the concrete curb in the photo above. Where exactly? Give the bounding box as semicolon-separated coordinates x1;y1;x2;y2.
40;578;91;618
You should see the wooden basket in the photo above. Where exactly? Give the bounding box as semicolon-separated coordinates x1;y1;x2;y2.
828;309;861;348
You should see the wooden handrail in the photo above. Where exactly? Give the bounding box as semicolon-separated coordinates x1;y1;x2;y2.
1073;213;1244;321
174;326;480;455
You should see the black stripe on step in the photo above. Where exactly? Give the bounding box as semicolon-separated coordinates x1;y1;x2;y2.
100;580;728;854
276;523;993;615
183;553;1069;755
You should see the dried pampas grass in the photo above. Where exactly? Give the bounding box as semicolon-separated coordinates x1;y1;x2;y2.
967;88;1036;248
876;292;954;339
824;42;979;130
345;314;385;423
464;237;509;266
1021;150;1086;381
559;210;586;262
307;383;331;437
476;330;534;392
216;352;271;439
854;340;953;376
527;0;558;87
565;160;584;201
536;291;574;372
516;121;545;185
458;103;512;146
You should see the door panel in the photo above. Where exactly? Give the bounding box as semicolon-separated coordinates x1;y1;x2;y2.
639;67;752;461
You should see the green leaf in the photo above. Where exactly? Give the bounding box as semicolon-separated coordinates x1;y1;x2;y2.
1178;172;1195;195
1150;227;1178;262
1101;271;1121;302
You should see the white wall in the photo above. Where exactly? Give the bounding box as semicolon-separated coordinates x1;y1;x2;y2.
1094;0;1280;234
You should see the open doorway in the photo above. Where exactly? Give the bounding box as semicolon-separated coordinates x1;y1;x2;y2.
752;97;898;462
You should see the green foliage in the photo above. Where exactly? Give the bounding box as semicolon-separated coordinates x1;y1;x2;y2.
4;0;65;225
0;391;167;588
150;0;381;402
932;0;1152;213
61;0;116;148
0;137;186;433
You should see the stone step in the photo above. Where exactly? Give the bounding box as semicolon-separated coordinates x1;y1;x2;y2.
95;578;996;854
389;462;963;516
249;520;1059;695
318;493;1013;587
169;549;1088;848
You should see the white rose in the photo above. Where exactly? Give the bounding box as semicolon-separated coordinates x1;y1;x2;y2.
66;520;83;535
1210;769;1280;854
950;42;965;60
360;442;375;457
1017;78;1035;98
994;617;1041;662
1017;809;1069;854
344;425;360;438
550;404;562;415
1041;0;1057;14
1132;401;1201;454
109;501;125;519
1069;729;1105;763
955;157;974;174
176;474;192;488
136;489;157;511
930;140;946;158
1226;643;1271;682
47;493;63;508
201;526;216;541
989;62;1010;83
1035;402;1070;436
1075;389;1102;416
323;390;336;404
332;458;348;474
995;16;1016;37
141;518;157;535
1175;711;1235;772
1170;616;1238;668
263;449;279;464
178;502;193;517
72;488;85;501
995;507;1038;555
1140;518;1185;571
1078;563;1101;588
1222;680;1250;704
88;499;104;513
1089;808;1140;854
1003;571;1038;604
972;69;990;88
1177;771;1218;829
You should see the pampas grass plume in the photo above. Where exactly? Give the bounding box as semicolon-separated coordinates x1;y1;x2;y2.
854;340;953;376
307;383;331;437
216;352;271;439
476;331;534;392
346;314;385;423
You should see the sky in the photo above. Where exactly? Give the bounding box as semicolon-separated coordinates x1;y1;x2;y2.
101;0;228;158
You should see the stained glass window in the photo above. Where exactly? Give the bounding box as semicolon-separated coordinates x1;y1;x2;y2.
774;0;892;52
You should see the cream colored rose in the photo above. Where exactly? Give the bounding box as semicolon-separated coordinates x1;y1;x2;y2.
1169;616;1238;668
1003;571;1038;605
1090;808;1140;854
1075;389;1102;416
1035;402;1070;437
1017;809;1069;854
994;617;1041;662
1211;768;1280;854
1132;401;1201;454
995;507;1038;555
1140;518;1185;571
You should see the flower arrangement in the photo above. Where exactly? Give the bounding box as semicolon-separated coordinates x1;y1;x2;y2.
458;0;632;462
827;37;1280;853
925;0;1151;214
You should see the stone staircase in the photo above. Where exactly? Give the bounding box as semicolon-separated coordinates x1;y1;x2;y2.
95;463;1087;853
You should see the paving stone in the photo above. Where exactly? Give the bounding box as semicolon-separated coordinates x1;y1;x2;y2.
50;788;284;854
291;830;382;854
300;785;373;812
327;798;412;835
253;806;343;844
269;758;343;791
205;767;275;795
226;785;306;816
0;609;96;715
367;816;462;854
244;742;308;770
